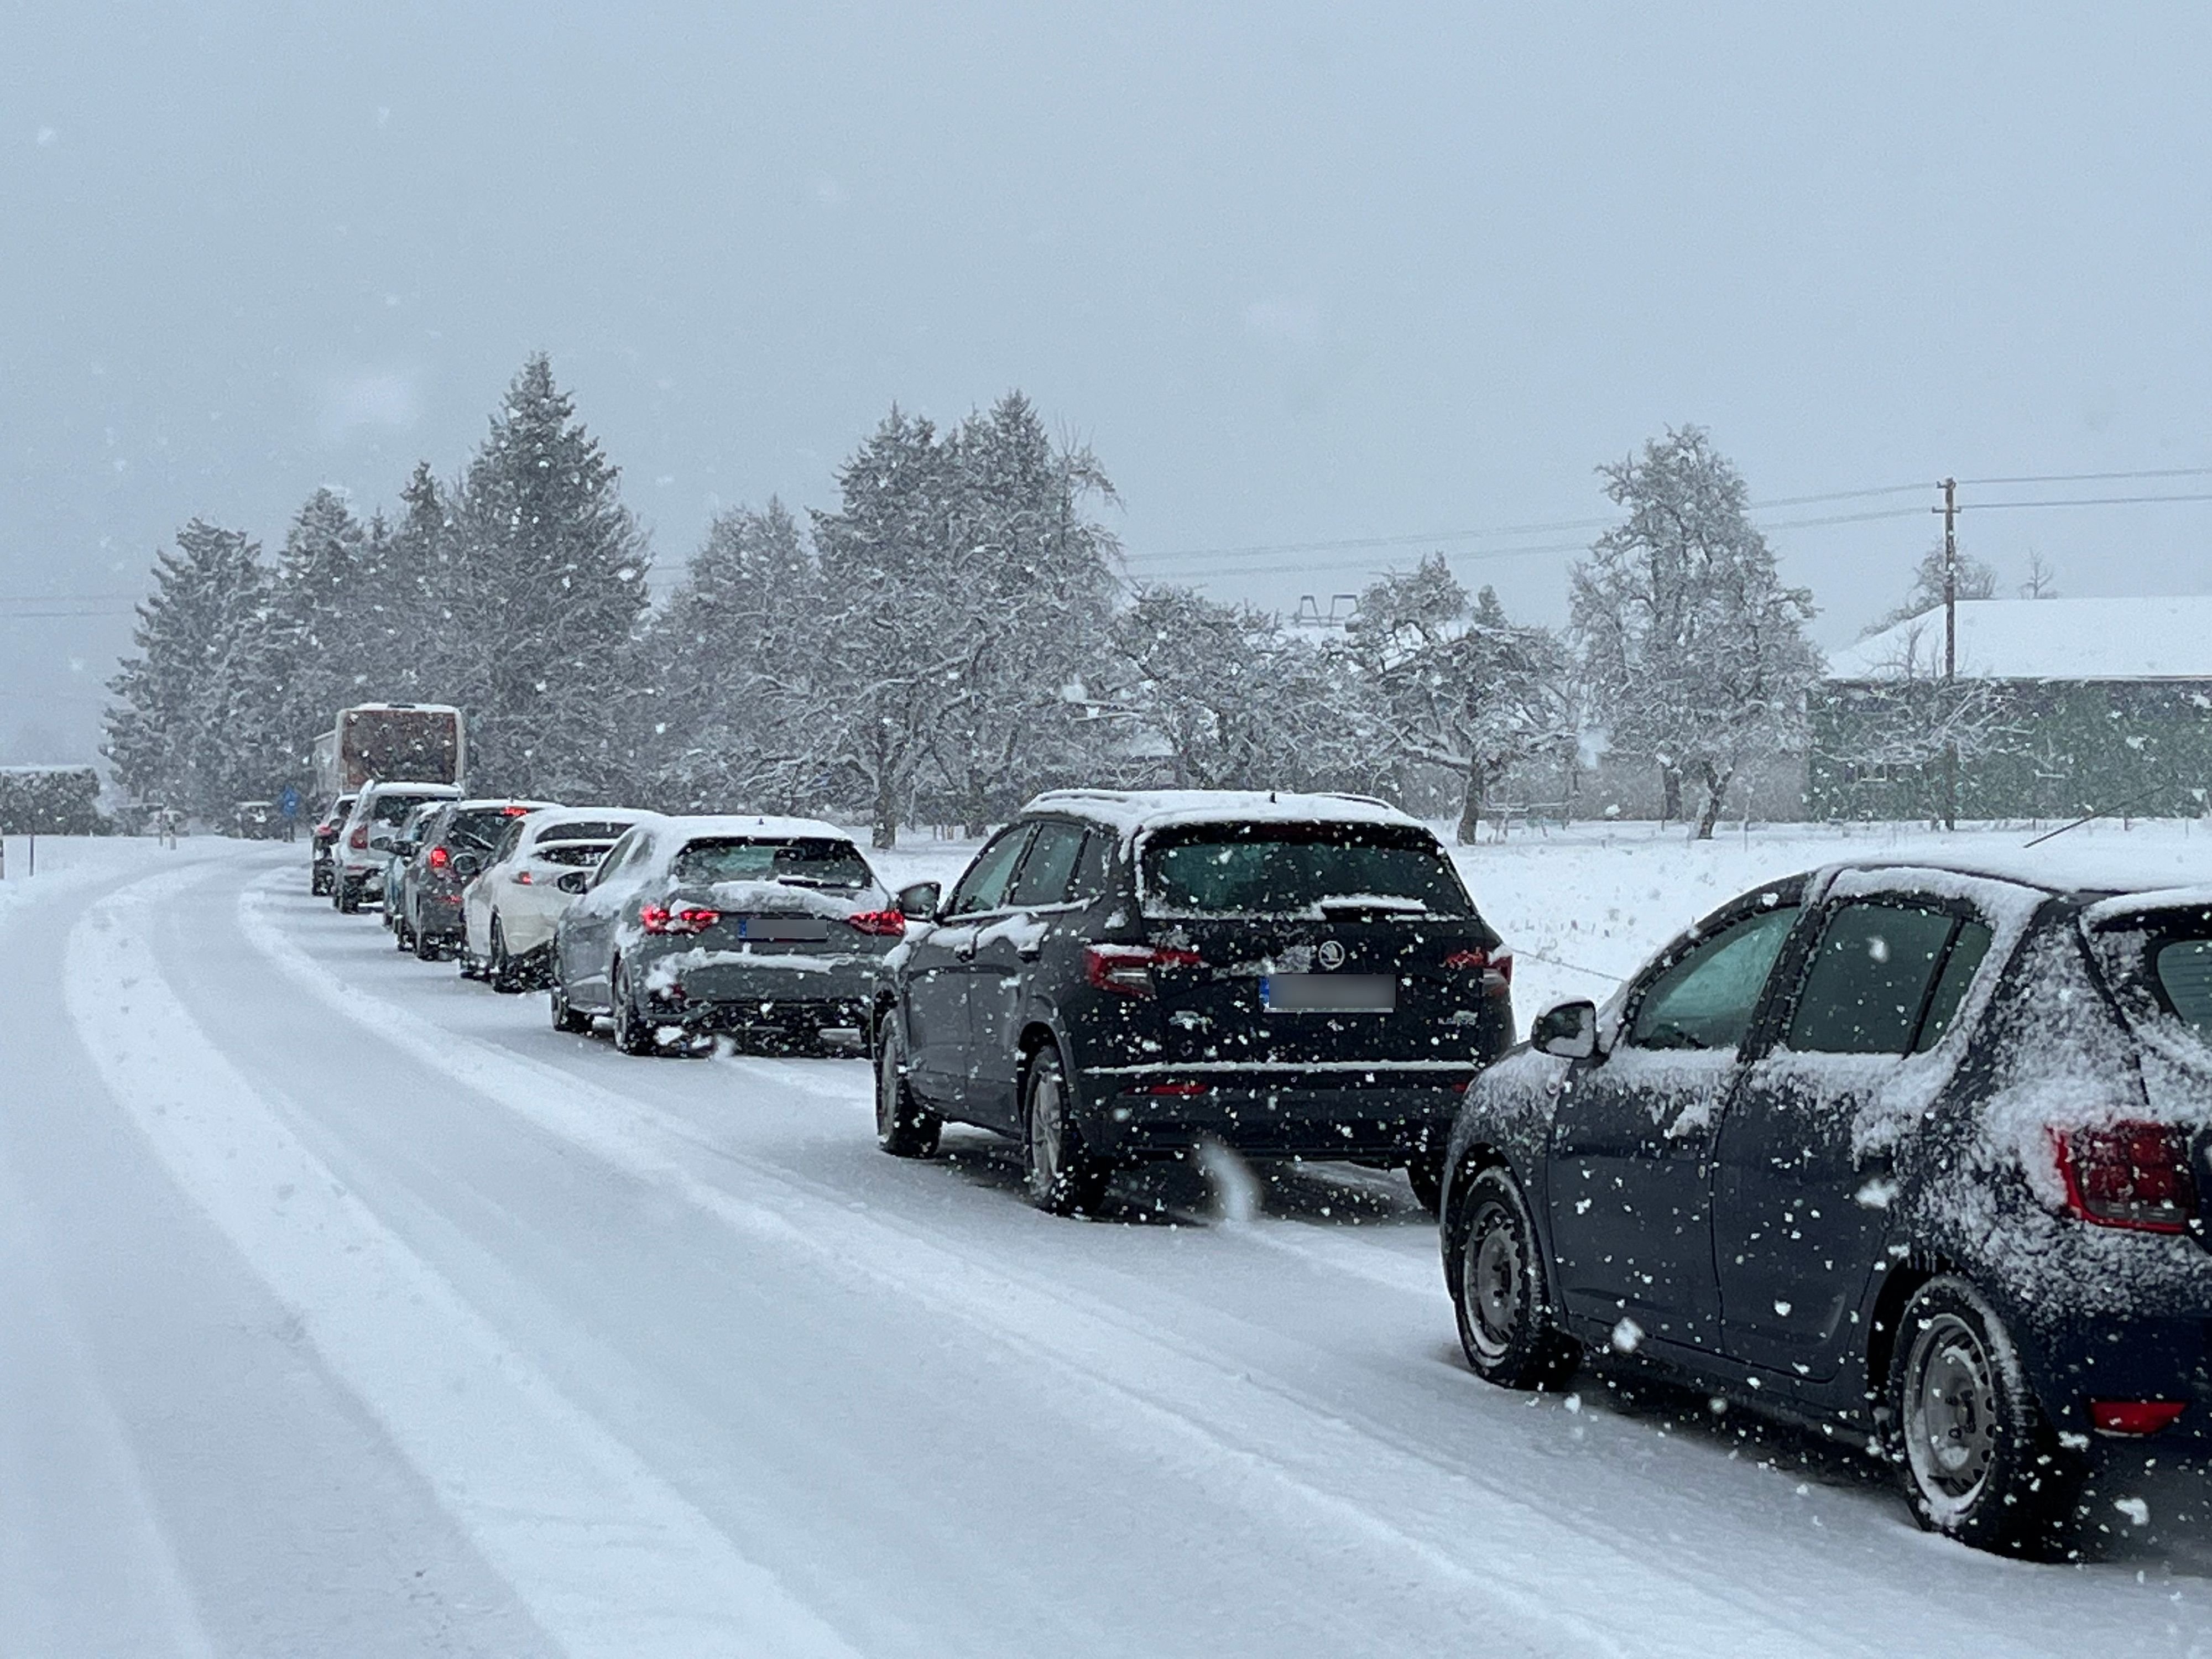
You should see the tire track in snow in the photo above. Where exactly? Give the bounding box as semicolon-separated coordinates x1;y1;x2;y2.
66;866;860;1659
238;873;1936;1659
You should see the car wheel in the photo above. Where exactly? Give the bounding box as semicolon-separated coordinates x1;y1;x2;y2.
336;879;361;915
488;918;524;994
1448;1164;1579;1390
414;921;443;962
1887;1275;2084;1554
549;973;591;1034
393;913;414;951
873;1015;941;1157
1406;1154;1445;1215
611;959;658;1056
1023;1045;1112;1215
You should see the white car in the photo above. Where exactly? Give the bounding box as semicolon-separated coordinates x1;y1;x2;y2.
335;781;461;913
462;806;658;991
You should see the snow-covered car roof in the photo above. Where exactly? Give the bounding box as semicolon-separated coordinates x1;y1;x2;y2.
519;805;656;837
649;813;858;844
1022;789;1422;840
1813;836;2211;902
442;797;557;813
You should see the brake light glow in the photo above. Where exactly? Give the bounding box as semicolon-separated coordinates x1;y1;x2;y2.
427;844;451;872
845;909;907;937
2091;1400;2189;1437
501;805;531;816
514;870;533;885
640;904;719;935
2052;1122;2199;1234
348;826;368;850
1083;942;1203;998
1443;945;1514;995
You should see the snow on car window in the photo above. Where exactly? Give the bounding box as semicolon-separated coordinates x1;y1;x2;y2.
1629;906;1796;1050
1786;902;1954;1055
1141;823;1473;918
672;837;870;888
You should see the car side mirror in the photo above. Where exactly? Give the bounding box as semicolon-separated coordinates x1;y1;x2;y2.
556;870;589;895
1532;999;1598;1061
897;880;942;921
368;831;394;852
453;852;484;880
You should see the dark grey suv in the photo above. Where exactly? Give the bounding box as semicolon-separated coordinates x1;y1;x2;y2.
870;790;1516;1215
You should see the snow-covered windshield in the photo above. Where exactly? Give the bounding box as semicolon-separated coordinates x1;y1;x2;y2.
1140;823;1473;919
671;837;872;889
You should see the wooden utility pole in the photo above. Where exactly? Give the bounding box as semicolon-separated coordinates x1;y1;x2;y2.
1940;476;1958;831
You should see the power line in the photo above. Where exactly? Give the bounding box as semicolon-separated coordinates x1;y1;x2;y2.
1961;491;2212;511
1955;466;2212;488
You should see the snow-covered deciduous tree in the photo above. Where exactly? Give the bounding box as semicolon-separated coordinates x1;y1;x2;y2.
1347;555;1569;844
1571;426;1820;839
451;355;650;800
1862;541;1997;637
103;519;270;816
2018;550;2059;600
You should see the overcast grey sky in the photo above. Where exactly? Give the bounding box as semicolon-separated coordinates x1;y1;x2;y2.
6;2;2210;761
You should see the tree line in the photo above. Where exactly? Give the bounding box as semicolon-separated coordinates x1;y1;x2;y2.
106;356;1824;844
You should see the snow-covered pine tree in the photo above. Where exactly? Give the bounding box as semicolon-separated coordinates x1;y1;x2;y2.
645;499;823;812
924;394;1123;832
452;355;650;800
261;486;373;775
1570;426;1820;839
809;407;967;848
1347;555;1569;843
103;519;268;816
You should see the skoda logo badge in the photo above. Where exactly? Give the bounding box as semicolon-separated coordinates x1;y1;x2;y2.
1316;939;1346;970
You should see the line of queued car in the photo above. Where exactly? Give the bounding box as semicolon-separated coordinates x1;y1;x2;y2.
308;782;2212;1556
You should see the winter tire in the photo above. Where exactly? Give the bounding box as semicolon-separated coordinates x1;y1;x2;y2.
550;974;591;1035
336;880;362;915
394;915;414;951
1023;1045;1112;1216
873;1014;941;1158
1448;1164;1579;1390
488;918;524;994
1887;1275;2084;1555
414;922;443;963
611;959;658;1056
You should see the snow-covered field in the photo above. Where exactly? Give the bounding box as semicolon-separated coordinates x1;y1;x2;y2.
4;825;2209;1657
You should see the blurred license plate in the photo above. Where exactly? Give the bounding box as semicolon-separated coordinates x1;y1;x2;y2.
1261;974;1395;1013
738;916;830;942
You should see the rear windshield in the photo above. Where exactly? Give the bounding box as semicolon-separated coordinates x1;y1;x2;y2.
444;806;534;852
1140;822;1474;918
539;843;614;868
672;837;873;889
540;820;634;843
371;792;444;825
2091;907;2212;1042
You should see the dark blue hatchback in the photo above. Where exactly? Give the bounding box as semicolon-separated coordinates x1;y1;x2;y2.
1442;855;2212;1555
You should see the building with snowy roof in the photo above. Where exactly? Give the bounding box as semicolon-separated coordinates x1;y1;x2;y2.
1811;597;2212;822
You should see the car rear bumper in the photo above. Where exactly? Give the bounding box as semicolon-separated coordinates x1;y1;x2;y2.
2023;1312;2212;1448
640;950;883;1008
1078;1067;1475;1161
415;893;465;935
647;993;869;1034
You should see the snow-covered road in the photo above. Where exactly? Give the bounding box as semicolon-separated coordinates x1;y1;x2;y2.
6;839;2209;1657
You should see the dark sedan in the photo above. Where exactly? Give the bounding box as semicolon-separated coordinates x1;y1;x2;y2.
1441;855;2212;1554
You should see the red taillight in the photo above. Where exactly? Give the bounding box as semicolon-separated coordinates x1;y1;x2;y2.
514;869;533;885
427;844;451;872
846;909;907;937
501;805;531;816
640;904;719;935
1143;1081;1211;1097
2091;1400;2189;1437
1443;945;1514;995
2052;1122;2199;1234
348;826;368;850
1083;942;1203;998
